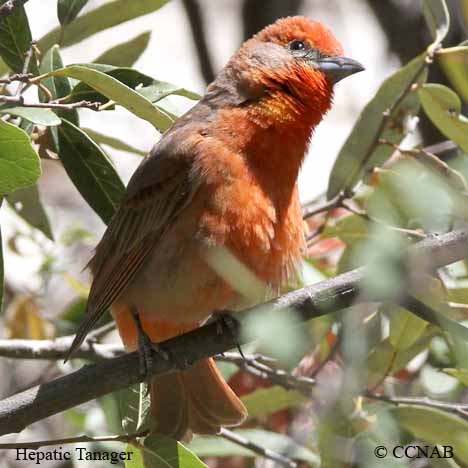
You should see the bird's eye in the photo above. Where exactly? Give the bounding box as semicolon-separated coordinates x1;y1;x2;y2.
289;40;307;51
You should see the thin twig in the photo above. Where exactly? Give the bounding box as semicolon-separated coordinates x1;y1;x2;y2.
0;95;100;111
0;73;32;85
0;432;147;450
340;200;426;239
181;0;215;84
221;353;315;396
0;337;123;361
365;392;468;420
302;192;346;220
15;42;35;96
0;0;29;18
86;322;116;344
219;428;298;468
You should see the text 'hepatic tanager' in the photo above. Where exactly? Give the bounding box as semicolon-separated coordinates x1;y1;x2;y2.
68;16;364;441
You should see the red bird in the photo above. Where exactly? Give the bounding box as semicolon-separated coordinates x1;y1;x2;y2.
69;16;363;440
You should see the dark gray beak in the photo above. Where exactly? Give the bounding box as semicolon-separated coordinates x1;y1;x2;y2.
316;56;364;85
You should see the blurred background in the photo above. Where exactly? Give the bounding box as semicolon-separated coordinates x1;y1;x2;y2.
0;0;467;466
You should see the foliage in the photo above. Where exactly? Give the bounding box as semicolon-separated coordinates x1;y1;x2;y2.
0;0;467;467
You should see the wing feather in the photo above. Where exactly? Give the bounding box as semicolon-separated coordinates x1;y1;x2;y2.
67;150;201;358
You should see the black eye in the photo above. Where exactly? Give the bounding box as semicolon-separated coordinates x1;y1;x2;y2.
289;40;307;51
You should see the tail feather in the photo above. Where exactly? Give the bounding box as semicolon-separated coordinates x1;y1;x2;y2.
150;358;247;441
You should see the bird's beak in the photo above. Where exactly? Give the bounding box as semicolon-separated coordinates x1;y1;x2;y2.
315;56;364;85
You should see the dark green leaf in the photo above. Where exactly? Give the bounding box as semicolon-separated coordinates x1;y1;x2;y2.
39;0;170;52
48;65;173;131
0;0;32;72
388;406;468;464
40;45;79;126
189;429;320;465
55;119;125;224
142;435;207;468
0;107;61;126
327;54;428;199
242;386;306;417
6;185;53;240
57;0;89;26
0;120;41;195
423;0;450;45
419;84;468;152
82;128;147;156
94;31;151;67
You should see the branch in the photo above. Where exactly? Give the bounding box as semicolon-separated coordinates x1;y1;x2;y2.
366;392;468;420
0;432;145;450
0;337;123;361
0;95;101;111
0;0;29;18
220;428;298;468
181;0;215;84
1;228;468;435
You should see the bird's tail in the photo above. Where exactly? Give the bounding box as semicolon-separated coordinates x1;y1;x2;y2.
149;357;247;441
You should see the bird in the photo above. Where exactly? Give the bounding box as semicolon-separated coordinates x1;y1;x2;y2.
68;15;364;441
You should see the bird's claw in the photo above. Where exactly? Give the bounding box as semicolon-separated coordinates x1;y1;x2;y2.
130;305;170;379
211;310;245;359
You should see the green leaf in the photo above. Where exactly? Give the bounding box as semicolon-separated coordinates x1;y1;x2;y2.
82;128;147;156
242;386;306;418
38;0;170;52
0;107;61;126
117;383;150;434
419;84;468;153
388;305;428;350
443;368;468;386
321;214;370;245
47;65;174;131
0;120;41;195
94;31;152;67
125;444;143;468
388;406;468;464
6;185;53;240
438;45;468;102
189;429;320;465
0;0;33;72
138;81;201;103
69;65;154;104
423;0;450;45
327;54;428;199
55;119;125;224
142;435;207;468
40;45;79;126
57;0;89;26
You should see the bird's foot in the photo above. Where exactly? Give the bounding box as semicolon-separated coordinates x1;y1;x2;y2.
211;309;246;360
130;305;170;379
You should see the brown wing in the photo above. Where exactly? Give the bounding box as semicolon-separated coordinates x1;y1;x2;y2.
66;148;201;359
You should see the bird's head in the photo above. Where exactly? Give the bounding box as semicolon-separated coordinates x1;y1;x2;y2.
208;16;364;133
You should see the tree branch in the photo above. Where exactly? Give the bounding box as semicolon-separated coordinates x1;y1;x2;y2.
1;228;468;436
181;0;215;84
0;95;101;111
220;428;298;468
